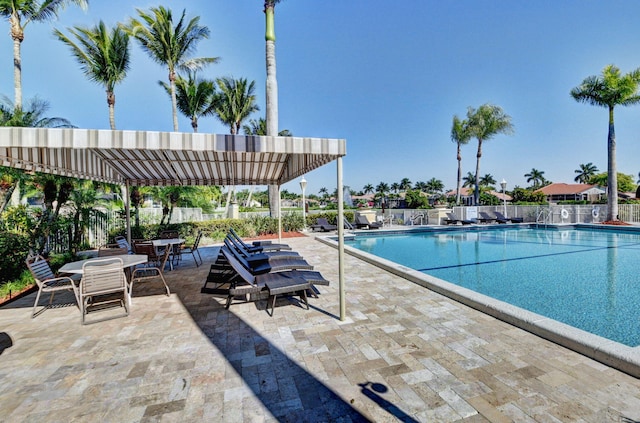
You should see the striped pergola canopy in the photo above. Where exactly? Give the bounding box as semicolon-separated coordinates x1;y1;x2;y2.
0;127;346;186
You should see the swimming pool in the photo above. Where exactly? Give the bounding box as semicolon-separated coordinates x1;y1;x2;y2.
346;226;640;347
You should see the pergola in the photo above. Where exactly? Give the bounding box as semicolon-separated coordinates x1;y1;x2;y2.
0;127;348;319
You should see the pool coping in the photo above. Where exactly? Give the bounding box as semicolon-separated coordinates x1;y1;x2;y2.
317;224;640;379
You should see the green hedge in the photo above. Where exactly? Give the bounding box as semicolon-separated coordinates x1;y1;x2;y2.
0;232;31;283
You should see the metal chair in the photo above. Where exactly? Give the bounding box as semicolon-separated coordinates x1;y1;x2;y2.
80;257;129;325
98;244;128;257
179;231;203;267
130;246;171;300
26;255;79;318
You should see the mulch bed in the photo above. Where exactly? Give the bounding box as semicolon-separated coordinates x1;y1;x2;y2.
0;284;37;307
248;231;307;241
601;220;633;226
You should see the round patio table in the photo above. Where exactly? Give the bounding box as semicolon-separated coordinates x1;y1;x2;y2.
59;254;148;274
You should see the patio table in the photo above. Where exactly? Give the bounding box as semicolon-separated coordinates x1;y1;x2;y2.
59;254;148;275
151;238;184;270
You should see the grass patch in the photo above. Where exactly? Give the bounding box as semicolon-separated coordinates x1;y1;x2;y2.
0;270;35;304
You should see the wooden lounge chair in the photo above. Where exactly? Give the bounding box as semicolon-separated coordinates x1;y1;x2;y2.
477;211;496;224
355;215;382;230
494;211;524;223
445;212;474;225
310;217;338;232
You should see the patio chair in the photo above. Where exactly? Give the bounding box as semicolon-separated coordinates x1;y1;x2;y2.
131;242;161;267
355;215;382;230
114;236;133;254
130;244;171;299
310;217;338;232
179;231;203;267
445;212;474;225
221;246;329;314
98;244;128;257
80;257;130;325
26;255;79;318
477;211;496;224
226;233;302;261
228;228;292;252
493;211;524;223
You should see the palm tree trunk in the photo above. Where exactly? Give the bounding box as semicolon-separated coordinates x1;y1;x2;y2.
11;14;23;110
169;71;179;131
474;140;483;206
265;5;280;218
456;143;462;206
608;107;617;221
108;92;116;130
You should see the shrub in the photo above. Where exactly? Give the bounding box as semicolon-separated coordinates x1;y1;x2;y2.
0;231;31;283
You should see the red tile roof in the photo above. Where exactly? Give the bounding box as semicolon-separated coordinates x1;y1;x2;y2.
534;183;599;195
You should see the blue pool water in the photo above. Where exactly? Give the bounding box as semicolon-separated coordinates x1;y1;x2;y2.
346;227;640;347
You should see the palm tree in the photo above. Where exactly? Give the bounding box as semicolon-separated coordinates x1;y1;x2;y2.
362;184;374;195
241;117;291;136
390;182;400;194
159;70;215;132
571;65;640;221
451;115;471;205
211;77;259;135
414;181;428;192
318;187;328;200
127;6;218;131
0;95;73;127
54;21;130;130
466;104;514;205
480;174;496;188
574;162;599;184
462;171;475;188
425;177;444;194
400;178;412;192
524;168;545;188
0;0;88;109
264;0;283;218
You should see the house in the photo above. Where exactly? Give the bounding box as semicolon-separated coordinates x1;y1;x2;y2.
534;183;605;203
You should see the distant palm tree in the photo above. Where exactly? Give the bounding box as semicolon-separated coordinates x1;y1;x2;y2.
211;77;259;134
54;21;130;130
390;182;400;194
466;104;514;205
241;117;291;136
574;162;599;184
524;168;546;188
0;96;73;128
375;182;389;196
0;0;88;109
462;171;475;188
362;184;374;195
127;6;218;131
480;174;496;187
399;178;412;192
425;178;444;194
159;70;215;132
318;187;328;200
414;181;428;192
571;64;640;221
451;115;471;205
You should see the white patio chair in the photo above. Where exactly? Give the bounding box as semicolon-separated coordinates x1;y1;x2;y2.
80;257;130;325
130;245;171;300
26;255;79;318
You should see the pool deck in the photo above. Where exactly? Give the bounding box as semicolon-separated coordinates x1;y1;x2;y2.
1;234;640;422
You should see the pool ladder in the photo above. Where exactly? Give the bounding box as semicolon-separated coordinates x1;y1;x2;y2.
536;208;552;227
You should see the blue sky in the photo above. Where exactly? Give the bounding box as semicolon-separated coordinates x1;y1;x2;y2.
3;0;640;196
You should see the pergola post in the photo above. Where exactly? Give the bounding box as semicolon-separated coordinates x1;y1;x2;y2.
123;181;131;244
337;157;345;321
277;185;282;245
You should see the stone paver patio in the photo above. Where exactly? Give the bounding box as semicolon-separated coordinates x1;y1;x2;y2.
1;235;640;422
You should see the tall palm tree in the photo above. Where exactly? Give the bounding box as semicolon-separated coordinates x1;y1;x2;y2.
241;117;291;136
466;104;514;205
264;0;283;218
574;162;599;184
0;95;73;127
414;181;428;192
0;0;88;109
571;65;640;221
399;178;412;192
362;184;374;195
159;70;215;132
390;182;400;194
54;21;130;130
451;115;471;205
127;6;218;131
318;187;328;200
211;77;259;135
425;177;444;194
524;168;545;188
480;174;496;188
